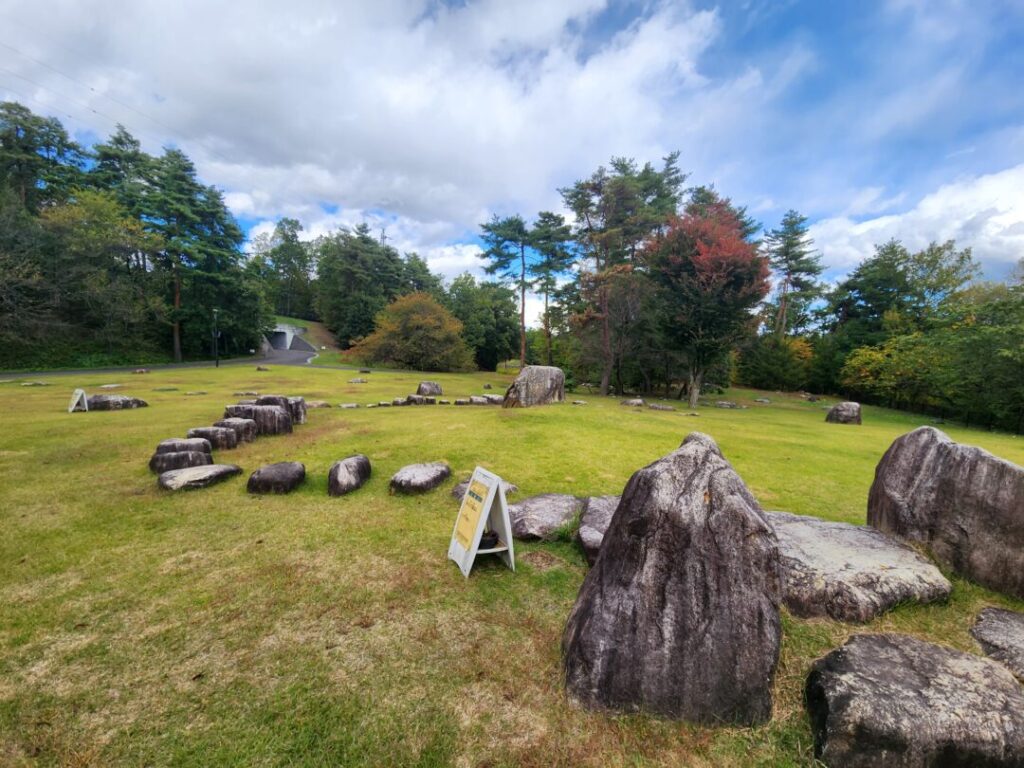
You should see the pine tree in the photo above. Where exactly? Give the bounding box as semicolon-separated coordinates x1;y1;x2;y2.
479;214;532;368
764;210;822;336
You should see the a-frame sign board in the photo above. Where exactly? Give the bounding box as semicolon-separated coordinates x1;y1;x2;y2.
448;467;515;578
68;388;88;413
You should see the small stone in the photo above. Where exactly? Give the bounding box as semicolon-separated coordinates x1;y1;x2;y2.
438;399;450;405
377;401;392;407
483;383;492;390
392;397;408;406
417;381;442;396
454;399;470;406
339;403;358;409
233;391;259;396
620;398;644;407
451;477;518;501
572;400;587;405
469;395;489;405
349;378;368;384
149;450;212;474
186;426;238;450
405;394;436;405
86;394;148;410
132;368;149;374
715;400;738;409
20;381;49;387
509;494;582;540
155;438;212;455
825;401;861;424
754;398;771;404
359;368;371;373
390;462;451;494
152;387;179;392
328;455;372;496
286;396;307;425
159;464;241;491
306;400;331;408
577;495;620;565
648;403;674;411
185;390;207;396
971;607;1024;681
503;365;565;407
247;462;306;494
213;418;257;443
256;366;270;371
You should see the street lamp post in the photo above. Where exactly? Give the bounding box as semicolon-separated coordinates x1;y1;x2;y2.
212;309;220;368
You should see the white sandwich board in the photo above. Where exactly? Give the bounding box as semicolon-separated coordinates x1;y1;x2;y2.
448;467;515;578
68;388;88;413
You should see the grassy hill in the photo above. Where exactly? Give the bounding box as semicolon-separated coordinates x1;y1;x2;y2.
1;368;1022;766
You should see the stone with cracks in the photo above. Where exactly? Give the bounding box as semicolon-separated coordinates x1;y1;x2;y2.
213;417;257;443
158;464;242;491
186;426;238;450
148;450;211;474
503;365;565;408
765;511;950;622
155;437;211;455
562;433;781;724
390;462;451;494
223;404;292;435
825;401;862;424
286;396;307;425
417;381;442;396
868;426;1024;598
577;495;620;565
451;477;518;502
806;633;1024;767
510;494;583;540
328;455;372;496
247;462;306;494
86;393;148;410
971;607;1024;681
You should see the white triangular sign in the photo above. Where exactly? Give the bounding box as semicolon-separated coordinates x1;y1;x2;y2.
448;467;515;578
68;388;88;413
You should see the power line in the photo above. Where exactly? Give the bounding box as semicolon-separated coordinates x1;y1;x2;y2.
0;65;123;130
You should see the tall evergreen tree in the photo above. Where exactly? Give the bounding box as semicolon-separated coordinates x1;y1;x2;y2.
529;211;574;365
764;209;822;335
479;214;532;368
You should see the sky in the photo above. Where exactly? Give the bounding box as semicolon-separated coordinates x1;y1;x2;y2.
2;0;1023;322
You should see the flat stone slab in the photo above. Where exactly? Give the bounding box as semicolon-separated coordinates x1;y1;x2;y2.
451;477;518;502
577;495;620;565
306;400;331;408
149;450;211;474
390;462;451;494
158;464;242;491
648;403;674;411
806;633;1024;766
247;462;305;494
155;437;211;455
86;393;148;410
328;455;372;496
187;426;238;450
766;511;951;622
509;493;582;540
972;608;1024;681
620;398;644;407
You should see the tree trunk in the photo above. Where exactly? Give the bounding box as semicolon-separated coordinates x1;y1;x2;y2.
172;266;182;363
519;246;527;369
599;283;612;395
775;276;790;337
543;291;552;366
687;367;703;409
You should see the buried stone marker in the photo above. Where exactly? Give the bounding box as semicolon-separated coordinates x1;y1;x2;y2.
390;462;451;494
328;455;372;496
247;462;306;494
158;464;242;491
448;467;515;578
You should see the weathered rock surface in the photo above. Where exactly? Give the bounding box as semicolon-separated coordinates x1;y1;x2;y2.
213;417;257;443
563;433;781;724
754;397;771;404
186;426;238;450
620;398;644;407
483;394;503;404
454;399;470;406
349;378;367;384
86;393;148;410
648;403;675;412
577;495;620;565
509;494;582;540
417;381;442;396
806;633;1024;767
155;437;211;455
328;455;372;496
286;396;307;425
825;401;862;424
306;400;331;408
468;395;489;405
158;464;242;491
390;462;451;494
391;397;408;406
223;404;292;435
451;477;518;502
405;394;436;405
503;365;565;408
971;608;1024;681
715;400;739;409
148;450;212;474
247;462;306;494
868;426;1024;598
765;511;951;622
255;365;270;371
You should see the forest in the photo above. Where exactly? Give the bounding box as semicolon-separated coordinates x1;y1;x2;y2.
2;101;1022;431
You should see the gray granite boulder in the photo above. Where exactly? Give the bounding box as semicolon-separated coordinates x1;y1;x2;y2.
806;633;1024;767
483;394;504;405
826;401;862;424
223;404;292;435
328;455;372;496
454;398;470;406
577;495;620;565
405;394;436;405
149;450;212;474
648;403;674;412
868;426;1024;598
186;426;238;450
563;433;781;724
451;477;518;502
349;378;367;384
715;400;739;409
158;464;242;491
620;398;644;407
766;511;951;622
503;365;564;408
971;608;1024;681
155;437;211;455
86;393;148;410
213;417;257;443
417;381;442;396
509;494;583;540
247;462;305;494
390;462;451;494
468;395;489;405
286;396;307;425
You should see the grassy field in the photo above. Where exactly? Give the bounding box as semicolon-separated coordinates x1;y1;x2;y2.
1;366;1022;767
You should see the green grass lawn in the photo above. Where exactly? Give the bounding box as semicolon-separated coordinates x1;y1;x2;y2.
1;368;1022;767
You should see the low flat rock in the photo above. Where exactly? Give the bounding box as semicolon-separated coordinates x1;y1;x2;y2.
715;401;739;409
213;417;257;443
186;426;238;450
155;437;211;455
405;394;436;405
391;397;408;406
377;401;392;407
572;400;587;405
307;400;331;408
390;462;451;494
255;365;270;371
806;633;1024;767
158;464;242;491
451;477;518;501
648;403;675;412
826;401;862;424
509;494;582;540
765;511;951;622
577;495;620;565
417;381;442;396
349;378;368;384
86;393;148;410
971;608;1024;681
620;398;644;407
247;462;306;494
149;450;211;474
328;455;372;496
483;394;503;405
469;395;489;405
98;383;121;389
338;403;358;409
233;391;259;396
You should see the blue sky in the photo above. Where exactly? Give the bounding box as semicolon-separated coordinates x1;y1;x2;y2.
2;0;1023;310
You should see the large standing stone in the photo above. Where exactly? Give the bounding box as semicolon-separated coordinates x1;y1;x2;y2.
825;401;861;424
158;464;242;491
149;450;212;474
186;426;238;450
577;495;620;565
417;381;442;396
509;494;583;540
502;365;564;408
223;404;293;435
247;462;306;494
867;426;1024;598
451;477;518;502
390;462;451;494
971;608;1024;681
286;396;307;425
562;433;781;724
806;633;1024;767
765;511;951;622
155;437;211;455
328;455;372;496
85;393;148;410
213;417;257;443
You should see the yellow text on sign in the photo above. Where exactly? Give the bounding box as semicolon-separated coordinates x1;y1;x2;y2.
454;480;489;549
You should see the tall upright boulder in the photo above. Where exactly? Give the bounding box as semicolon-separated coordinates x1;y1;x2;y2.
868;426;1024;598
503;365;564;408
562;433;782;724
